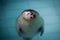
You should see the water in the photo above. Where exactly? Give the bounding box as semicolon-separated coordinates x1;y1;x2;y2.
0;0;60;40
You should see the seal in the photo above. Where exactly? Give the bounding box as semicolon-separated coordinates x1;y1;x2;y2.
16;9;44;40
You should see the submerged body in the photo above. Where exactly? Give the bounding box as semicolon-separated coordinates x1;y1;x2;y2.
16;9;44;40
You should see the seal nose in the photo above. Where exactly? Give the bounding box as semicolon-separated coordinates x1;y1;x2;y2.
30;15;36;19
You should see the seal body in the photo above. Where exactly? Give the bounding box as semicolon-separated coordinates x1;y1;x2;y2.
16;9;44;40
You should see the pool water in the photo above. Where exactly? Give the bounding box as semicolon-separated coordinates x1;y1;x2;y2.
0;0;60;40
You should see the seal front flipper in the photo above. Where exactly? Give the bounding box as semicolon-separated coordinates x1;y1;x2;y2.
38;26;44;36
16;22;23;37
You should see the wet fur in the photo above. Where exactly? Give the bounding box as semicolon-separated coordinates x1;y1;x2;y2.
16;9;44;40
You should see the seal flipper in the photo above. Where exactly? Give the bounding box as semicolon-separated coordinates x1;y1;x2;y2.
19;28;24;33
40;26;44;36
37;26;44;36
23;37;32;40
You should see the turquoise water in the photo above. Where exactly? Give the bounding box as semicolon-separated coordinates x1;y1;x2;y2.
0;0;60;40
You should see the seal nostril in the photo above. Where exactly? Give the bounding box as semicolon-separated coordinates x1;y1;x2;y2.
30;17;32;19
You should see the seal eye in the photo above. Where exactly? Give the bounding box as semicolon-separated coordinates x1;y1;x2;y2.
27;13;30;15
